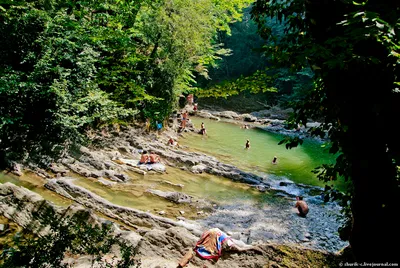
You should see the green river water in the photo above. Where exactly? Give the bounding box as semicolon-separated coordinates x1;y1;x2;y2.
0;167;271;220
0;117;344;220
73;167;270;217
0;171;73;207
180;117;345;191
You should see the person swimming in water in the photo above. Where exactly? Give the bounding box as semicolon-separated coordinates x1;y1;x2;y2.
272;156;278;164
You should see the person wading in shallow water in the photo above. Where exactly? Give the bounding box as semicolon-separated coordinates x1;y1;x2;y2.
199;122;207;135
177;228;263;267
245;139;250;149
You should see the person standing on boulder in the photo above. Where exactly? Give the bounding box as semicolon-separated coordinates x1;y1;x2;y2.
187;94;194;106
181;111;188;129
177;228;263;267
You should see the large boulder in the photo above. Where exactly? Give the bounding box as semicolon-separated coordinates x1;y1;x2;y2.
191;164;208;174
10;162;23;176
135;227;198;267
241;113;258;122
216;111;240;119
49;163;69;176
146;189;192;204
102;170;129;182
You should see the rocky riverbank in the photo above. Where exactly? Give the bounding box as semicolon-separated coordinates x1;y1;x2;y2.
0;182;350;267
0;106;350;267
191;106;326;141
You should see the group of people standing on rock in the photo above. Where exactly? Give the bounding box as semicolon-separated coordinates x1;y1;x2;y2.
178;93;205;134
178;111;207;136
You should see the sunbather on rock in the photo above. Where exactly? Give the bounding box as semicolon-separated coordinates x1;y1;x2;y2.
177;228;263;267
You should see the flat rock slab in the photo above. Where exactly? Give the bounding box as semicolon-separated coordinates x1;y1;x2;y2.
119;159;166;173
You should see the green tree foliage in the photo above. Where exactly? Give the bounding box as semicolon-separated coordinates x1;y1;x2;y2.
198;7;268;85
0;1;140;167
0;0;253;166
252;0;400;262
135;0;254;123
195;69;278;98
195;6;313;105
0;210;137;267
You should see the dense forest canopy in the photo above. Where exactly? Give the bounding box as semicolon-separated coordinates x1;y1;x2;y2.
194;7;315;107
0;0;253;166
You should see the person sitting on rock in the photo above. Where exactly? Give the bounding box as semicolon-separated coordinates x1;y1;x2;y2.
139;151;149;164
168;137;174;145
177;228;263;267
149;151;161;164
295;196;309;217
168;137;180;148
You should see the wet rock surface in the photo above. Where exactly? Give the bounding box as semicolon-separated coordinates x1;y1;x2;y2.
199;194;348;253
44;178;202;233
146;189;192;204
0;182;343;268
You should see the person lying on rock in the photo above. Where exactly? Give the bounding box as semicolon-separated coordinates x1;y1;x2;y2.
295;196;309;217
177;228;263;267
